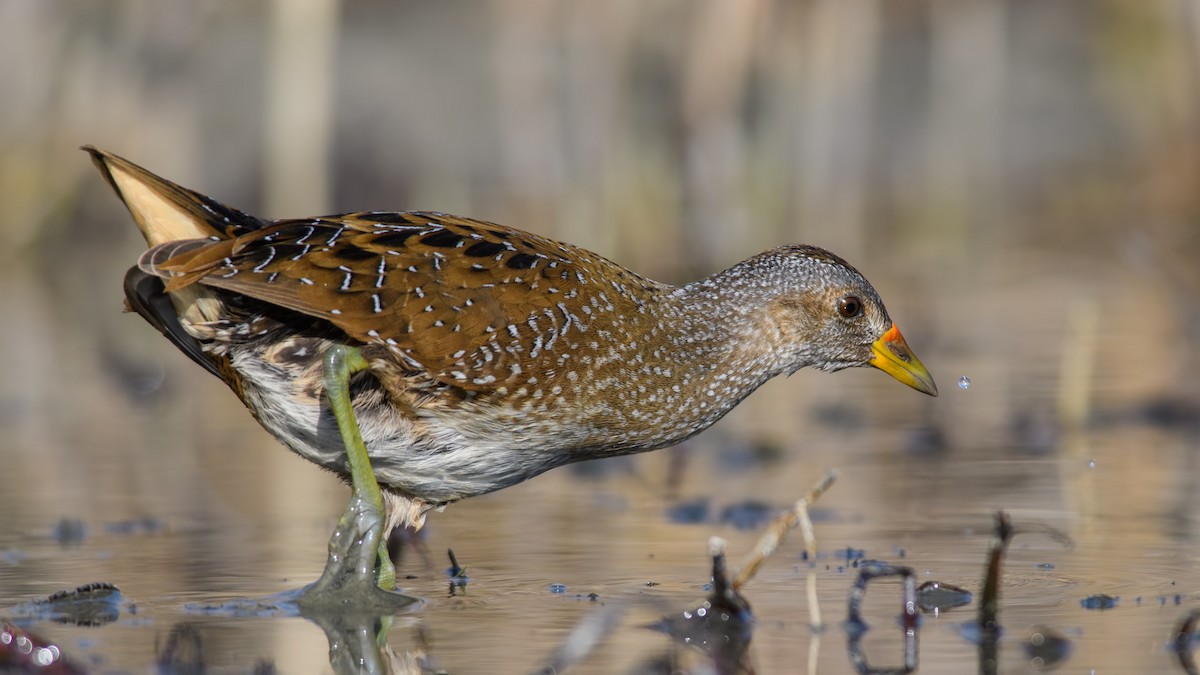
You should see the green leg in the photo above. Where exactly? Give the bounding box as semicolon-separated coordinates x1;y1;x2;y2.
322;345;395;591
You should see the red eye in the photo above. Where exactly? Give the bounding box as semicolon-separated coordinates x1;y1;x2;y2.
838;296;862;318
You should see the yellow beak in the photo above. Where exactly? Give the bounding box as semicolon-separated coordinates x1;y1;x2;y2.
869;324;938;396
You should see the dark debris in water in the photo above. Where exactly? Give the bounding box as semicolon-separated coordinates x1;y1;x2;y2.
51;518;87;546
6;582;123;627
665;497;710;525
916;580;973;613
446;547;469;596
1025;625;1072;669
648;540;754;674
834;546;867;562
843;561;919;673
668;498;835;531
971;510;1016;675
718;500;777;531
843;561;918;636
1079;594;1118;610
446;549;469;587
969;512;1072;675
540;471;839;674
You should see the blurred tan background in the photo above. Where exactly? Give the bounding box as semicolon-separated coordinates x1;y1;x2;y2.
4;0;1199;268
4;0;1199;444
3;2;1200;671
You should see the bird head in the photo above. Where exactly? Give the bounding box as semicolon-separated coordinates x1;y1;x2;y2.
765;246;938;396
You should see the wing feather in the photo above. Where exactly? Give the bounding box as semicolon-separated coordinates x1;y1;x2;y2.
147;211;666;392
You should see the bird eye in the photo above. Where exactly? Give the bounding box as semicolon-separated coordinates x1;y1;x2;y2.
837;296;862;318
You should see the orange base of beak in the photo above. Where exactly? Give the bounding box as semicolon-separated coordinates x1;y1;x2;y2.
869;324;937;396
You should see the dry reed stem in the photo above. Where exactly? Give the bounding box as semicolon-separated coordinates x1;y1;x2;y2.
732;468;838;589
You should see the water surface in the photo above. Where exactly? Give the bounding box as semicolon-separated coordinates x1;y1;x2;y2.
1;252;1198;674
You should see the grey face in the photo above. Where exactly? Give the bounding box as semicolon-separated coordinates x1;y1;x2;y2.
766;246;894;373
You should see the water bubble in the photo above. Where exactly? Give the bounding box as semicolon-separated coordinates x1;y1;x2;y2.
958;376;971;390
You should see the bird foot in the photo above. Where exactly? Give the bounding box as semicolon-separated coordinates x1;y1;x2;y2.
296;345;415;613
297;488;416;613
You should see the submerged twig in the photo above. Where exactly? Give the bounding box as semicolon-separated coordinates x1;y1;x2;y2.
977;513;1073;632
447;548;470;594
844;561;918;674
845;563;918;633
650;537;754;675
733;469;838;590
731;469;837;633
534;472;839;673
975;512;1071;675
976;512;1014;675
978;512;1014;633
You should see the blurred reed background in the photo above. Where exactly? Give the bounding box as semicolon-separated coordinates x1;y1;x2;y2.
3;0;1198;270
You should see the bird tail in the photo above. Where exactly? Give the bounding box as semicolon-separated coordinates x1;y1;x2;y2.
86;146;262;370
83;145;263;246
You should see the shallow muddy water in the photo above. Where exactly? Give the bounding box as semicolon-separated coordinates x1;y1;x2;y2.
5;2;1200;672
1;246;1199;675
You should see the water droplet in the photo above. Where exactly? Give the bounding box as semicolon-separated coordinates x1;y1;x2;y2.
549;583;566;594
1087;459;1096;469
957;376;971;390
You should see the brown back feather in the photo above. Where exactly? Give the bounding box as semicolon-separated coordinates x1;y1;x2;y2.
150;211;667;392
